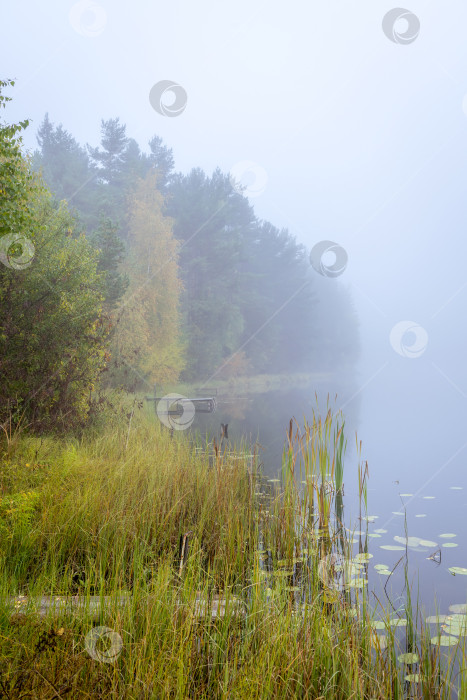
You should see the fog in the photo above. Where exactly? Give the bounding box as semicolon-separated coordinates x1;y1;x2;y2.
4;1;467;512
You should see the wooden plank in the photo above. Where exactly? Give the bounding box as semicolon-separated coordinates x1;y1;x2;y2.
4;594;243;619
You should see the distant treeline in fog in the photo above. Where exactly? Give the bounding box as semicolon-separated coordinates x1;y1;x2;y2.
0;79;359;430
33;115;359;378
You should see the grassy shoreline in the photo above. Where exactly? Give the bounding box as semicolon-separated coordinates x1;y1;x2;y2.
0;408;465;698
166;371;337;398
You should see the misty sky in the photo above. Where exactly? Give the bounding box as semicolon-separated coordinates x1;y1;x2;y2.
3;0;467;409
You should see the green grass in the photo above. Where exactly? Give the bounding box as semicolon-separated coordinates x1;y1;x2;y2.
0;403;465;698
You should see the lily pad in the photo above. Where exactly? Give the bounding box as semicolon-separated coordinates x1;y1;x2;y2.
374;529;388;534
431;635;459;647
370;620;386;630
389;618;407;627
439;533;457;539
443;617;467;636
354;553;373;563
368;533;382;538
380;545;405;551
449;604;467;614
450;486;463;490
339;563;363;577
398;653;419;664
374;564;390;570
426;615;447;624
400;493;414;497
392;511;404;516
449;567;467;576
423;496;435;500
394;535;419;548
415;514;427;518
419;539;437;548
405;674;421;683
442;543;458;548
376;569;391;576
347;577;367;588
370;634;387;649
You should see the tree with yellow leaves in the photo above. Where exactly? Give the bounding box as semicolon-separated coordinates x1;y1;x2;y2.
113;171;185;387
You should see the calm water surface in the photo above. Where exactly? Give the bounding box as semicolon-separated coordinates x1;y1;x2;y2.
190;359;467;617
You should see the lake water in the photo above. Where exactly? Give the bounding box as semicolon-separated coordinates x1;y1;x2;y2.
189;356;467;619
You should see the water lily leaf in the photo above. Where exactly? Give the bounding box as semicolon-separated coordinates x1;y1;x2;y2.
389;618;407;627
361;515;378;522
354;553;373;563
398;653;419;664
370;620;386;630
376;569;391;576
370;634;387;649
374;564;390;570
450;486;463;490
415;514;427;518
426;615;447;624
423;496;435;500
405;674;421;682
336;562;363;577
346;577;367;588
439;533;457;538
374;529;388;534
442;619;467;636
442;543;458;548
419;539;437;548
368;533;382;538
392;511;404;516
449;567;467;576
400;493;414;497
394;535;419;548
431;635;459;646
449;604;467;614
380;545;405;551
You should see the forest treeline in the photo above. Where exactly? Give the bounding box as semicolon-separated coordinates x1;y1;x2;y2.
0;79;359;431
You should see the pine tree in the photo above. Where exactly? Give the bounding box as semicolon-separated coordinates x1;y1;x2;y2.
33;114;98;230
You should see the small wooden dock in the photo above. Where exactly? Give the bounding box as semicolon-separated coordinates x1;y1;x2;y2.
145;386;217;417
5;594;243;619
